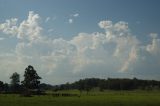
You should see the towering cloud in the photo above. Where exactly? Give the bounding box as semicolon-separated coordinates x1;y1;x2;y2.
0;11;42;41
0;12;160;84
0;18;18;36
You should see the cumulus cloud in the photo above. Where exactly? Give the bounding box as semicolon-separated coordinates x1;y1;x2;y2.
146;33;160;55
0;18;18;36
98;20;113;29
0;11;42;41
0;12;160;84
17;11;42;41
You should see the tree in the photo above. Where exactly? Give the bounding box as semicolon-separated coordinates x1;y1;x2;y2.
84;79;92;94
0;81;4;92
3;83;9;93
77;79;85;94
21;65;41;90
10;72;20;92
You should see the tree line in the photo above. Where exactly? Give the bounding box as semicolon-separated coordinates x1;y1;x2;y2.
1;65;160;96
56;78;160;92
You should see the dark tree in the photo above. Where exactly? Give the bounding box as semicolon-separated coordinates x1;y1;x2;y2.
3;83;9;93
77;79;85;94
84;79;92;94
21;65;41;90
0;81;4;92
10;72;20;92
99;80;106;91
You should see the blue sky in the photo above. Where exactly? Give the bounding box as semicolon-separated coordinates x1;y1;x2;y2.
0;0;160;84
1;0;160;39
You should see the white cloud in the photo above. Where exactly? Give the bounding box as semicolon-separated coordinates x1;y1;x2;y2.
0;18;18;36
45;16;56;23
45;17;50;23
98;20;113;29
68;19;73;24
17;11;42;41
120;46;137;72
0;12;160;84
73;13;79;17
0;11;42;41
150;33;158;39
146;35;160;55
68;13;79;24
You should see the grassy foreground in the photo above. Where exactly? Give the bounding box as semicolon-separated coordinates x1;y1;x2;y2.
0;90;160;106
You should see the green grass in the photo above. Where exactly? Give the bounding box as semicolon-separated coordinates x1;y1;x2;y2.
0;90;160;106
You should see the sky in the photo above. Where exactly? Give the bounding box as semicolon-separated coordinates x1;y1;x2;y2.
0;0;160;84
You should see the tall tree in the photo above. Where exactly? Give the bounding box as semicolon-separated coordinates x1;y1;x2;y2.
10;72;20;92
21;65;41;89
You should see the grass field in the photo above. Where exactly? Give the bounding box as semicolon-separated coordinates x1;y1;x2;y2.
0;90;160;106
